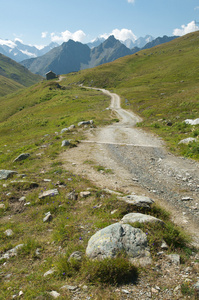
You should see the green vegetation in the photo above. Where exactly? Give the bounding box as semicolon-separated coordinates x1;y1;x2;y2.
0;31;199;299
0;53;42;96
64;31;199;160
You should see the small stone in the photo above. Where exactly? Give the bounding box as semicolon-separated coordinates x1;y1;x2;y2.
14;153;30;162
44;268;55;277
122;289;130;294
167;254;181;265
0;170;17;180
151;287;159;293
61;140;70;147
111;209;118;215
19;196;26;202
67;191;78;200
4;229;14;237
61;285;78;291
49;291;60;298
161;240;169;250
0;203;5;209
39;189;59;199
181;197;193;201
80;191;91;198
19;291;23;297
68;251;83;262
43;212;53;222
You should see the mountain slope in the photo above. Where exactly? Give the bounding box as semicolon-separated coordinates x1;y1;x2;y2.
0;53;43;96
21;36;133;76
22;40;91;76
89;35;132;67
64;31;199;158
21;35;179;77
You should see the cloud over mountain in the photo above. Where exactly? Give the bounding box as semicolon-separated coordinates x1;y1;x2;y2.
173;21;199;36
100;28;137;42
50;29;86;43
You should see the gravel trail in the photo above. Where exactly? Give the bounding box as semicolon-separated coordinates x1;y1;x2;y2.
62;88;199;246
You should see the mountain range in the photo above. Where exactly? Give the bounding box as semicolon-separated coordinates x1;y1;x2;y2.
0;39;59;62
21;35;178;77
0;34;174;64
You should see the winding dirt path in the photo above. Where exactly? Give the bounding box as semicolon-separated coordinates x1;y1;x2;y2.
61;88;199;247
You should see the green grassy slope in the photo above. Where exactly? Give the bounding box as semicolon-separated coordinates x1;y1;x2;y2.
64;31;199;159
0;43;197;298
0;53;43;96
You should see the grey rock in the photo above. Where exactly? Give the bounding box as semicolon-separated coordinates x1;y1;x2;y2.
0;244;24;260
102;188;122;196
49;291;60;298
68;124;75;130
13;153;30;162
166;254;181;265
80;191;91;198
44;268;55;277
0;170;17;180
78;120;93;126
61;140;70;147
43;212;53;222
4;229;14;237
121;213;164;225
185;118;199;125
86;223;150;260
61;128;69;134
181;196;193;201
39;189;59;199
178;137;197;145
161;240;169;250
68;251;83;262
67;190;78;200
61;285;78;291
119;194;154;208
194;281;199;290
0;203;5;209
19;196;26;202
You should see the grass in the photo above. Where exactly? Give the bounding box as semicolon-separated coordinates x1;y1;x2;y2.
64;31;199;160
0;32;199;298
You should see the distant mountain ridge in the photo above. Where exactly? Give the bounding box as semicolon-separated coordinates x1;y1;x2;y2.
21;35;179;77
0;39;59;62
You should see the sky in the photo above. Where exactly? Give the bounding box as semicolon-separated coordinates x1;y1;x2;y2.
1;0;199;48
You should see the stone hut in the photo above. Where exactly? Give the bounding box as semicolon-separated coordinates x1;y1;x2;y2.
45;71;57;80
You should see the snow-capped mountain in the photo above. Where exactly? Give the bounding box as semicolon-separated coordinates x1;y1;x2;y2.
0;38;59;62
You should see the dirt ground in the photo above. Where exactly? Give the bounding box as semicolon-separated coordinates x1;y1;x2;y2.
61;88;199;247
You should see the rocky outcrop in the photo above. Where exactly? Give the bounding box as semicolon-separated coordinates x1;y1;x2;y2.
86;222;150;261
119;194;154;208
0;170;17;180
121;213;164;225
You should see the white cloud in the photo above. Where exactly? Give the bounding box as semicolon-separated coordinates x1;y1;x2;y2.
127;0;135;3
173;21;199;36
41;31;48;38
100;28;137;42
51;29;86;43
194;6;199;10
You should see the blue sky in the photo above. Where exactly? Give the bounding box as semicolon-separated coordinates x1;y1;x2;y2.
1;0;199;47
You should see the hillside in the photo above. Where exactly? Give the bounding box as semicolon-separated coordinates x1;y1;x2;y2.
0;53;43;96
64;31;199;159
0;32;199;299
